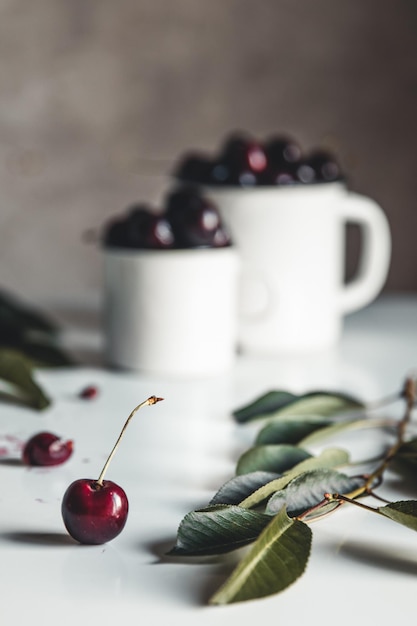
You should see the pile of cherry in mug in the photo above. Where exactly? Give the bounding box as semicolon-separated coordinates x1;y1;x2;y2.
103;131;343;251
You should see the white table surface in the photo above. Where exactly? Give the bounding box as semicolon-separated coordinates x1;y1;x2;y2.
1;294;417;625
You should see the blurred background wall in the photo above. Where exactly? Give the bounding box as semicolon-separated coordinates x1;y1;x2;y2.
0;0;416;306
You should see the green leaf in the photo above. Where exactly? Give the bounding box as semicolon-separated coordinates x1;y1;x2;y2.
239;447;350;509
298;417;388;446
265;469;366;517
16;339;75;368
0;289;58;336
233;390;364;424
378;501;417;531
210;471;280;505
209;507;312;605
0;349;51;410
233;391;298;423
256;417;332;445
236;444;312;476
167;505;271;556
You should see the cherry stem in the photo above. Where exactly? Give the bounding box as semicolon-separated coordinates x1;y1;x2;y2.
365;376;416;489
96;395;163;487
324;492;378;514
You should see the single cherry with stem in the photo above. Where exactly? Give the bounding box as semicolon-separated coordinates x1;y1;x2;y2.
61;395;163;545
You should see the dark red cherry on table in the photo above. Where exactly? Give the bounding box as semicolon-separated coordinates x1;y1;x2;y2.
61;395;163;545
62;479;128;545
79;385;99;400
23;432;73;467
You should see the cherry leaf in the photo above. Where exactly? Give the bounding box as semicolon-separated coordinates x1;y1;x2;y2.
265;468;366;517
167;505;271;556
0;349;51;410
378;501;417;531
233;391;298;423
256;416;332;445
233;390;364;424
209;507;312;605
236;444;311;476
239;447;350;509
210;471;280;505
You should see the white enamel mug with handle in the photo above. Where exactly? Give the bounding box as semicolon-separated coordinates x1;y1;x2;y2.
204;181;391;354
103;246;239;377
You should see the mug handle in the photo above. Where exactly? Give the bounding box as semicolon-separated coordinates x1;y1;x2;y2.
338;193;391;314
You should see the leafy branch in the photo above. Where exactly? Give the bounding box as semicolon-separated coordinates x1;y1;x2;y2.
168;376;417;605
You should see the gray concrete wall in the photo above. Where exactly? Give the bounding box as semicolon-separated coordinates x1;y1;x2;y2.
0;0;416;305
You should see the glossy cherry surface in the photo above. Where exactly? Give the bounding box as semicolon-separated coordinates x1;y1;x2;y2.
62;478;129;545
22;432;73;467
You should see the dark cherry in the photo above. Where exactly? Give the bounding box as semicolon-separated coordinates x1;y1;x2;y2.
305;149;342;182
259;164;298;186
212;224;232;247
61;396;163;545
23;432;73;467
140;214;175;249
124;204;154;247
79;385;99;400
219;133;267;175
295;161;317;184
174;151;212;184
166;186;222;247
62;479;128;545
102;218;129;248
264;135;302;165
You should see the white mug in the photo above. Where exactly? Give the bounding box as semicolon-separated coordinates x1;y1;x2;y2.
103;246;239;377
203;181;391;354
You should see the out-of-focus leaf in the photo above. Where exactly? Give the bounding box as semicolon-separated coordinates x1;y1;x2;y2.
239;447;350;509
0;349;50;410
256;416;332;445
167;505;271;556
378;501;417;531
265;469;366;517
298;417;389;446
233;391;298;423
209;507;312;605
16;339;74;368
0;289;57;335
236;444;311;476
233;390;364;424
210;471;280;505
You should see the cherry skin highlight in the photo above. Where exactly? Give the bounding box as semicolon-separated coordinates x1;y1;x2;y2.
62;479;128;545
23;432;73;467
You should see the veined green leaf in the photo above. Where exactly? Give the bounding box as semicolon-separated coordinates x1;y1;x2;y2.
298;417;389;447
265;469;366;517
233;391;298;423
239;447;350;509
209;507;312;605
210;471;280;505
236;444;311;476
233;390;364;424
256;417;332;445
0;349;50;410
167;505;271;556
379;501;417;531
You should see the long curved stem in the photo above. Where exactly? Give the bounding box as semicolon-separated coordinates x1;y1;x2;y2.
96;395;163;487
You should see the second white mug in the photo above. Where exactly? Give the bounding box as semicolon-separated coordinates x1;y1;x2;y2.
204;181;391;354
